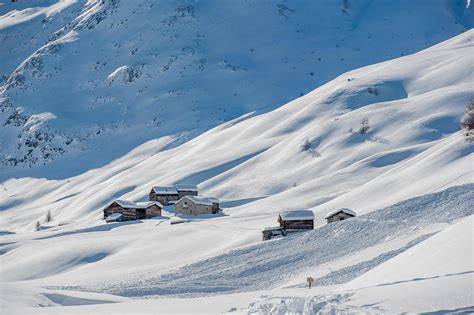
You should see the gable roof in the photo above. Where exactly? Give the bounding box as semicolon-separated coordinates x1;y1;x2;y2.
135;201;164;209
152;186;178;195
175;184;198;192
279;210;315;221
178;195;213;206
325;208;356;219
107;199;163;210
207;197;219;203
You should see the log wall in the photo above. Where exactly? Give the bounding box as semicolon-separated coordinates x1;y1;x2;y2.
326;212;354;223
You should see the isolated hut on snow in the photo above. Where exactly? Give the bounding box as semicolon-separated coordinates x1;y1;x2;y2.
175;184;198;199
175;195;216;215
149;186;179;205
103;200;162;222
278;210;314;231
325;208;356;223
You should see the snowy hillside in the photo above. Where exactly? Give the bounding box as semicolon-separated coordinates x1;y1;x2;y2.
1;1;473;314
0;0;473;175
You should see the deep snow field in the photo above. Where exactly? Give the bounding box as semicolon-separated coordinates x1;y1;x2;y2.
1;1;474;314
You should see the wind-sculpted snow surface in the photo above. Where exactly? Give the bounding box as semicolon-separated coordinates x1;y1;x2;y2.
58;184;473;298
0;0;472;171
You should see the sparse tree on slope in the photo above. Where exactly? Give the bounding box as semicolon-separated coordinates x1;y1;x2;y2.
302;138;312;151
359;117;370;134
461;101;474;142
45;210;52;223
35;221;41;231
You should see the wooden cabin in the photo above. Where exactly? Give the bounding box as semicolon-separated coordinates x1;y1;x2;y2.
325;208;356;224
175;195;214;215
262;226;286;241
278;210;314;231
149;186;179;205
103;200;162;222
175;184;198;199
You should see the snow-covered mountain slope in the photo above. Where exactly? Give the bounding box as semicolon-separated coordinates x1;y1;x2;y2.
0;7;473;314
1;28;472;232
0;0;473;174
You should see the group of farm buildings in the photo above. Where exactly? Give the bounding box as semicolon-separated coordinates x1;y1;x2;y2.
103;184;221;222
101;184;357;240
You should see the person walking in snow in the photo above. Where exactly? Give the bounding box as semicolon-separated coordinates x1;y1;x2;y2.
307;276;314;289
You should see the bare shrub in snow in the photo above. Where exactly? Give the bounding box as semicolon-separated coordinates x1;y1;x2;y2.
45;210;52;222
367;87;379;96
460;101;474;142
359;117;370;134
301;138;312;151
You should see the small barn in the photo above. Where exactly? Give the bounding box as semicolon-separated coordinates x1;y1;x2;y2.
175;184;198;199
325;208;356;223
262;226;286;241
149;186;179;205
103;200;163;222
175;195;214;215
278;210;314;231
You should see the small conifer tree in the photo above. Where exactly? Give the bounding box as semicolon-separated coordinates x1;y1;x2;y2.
45;210;52;223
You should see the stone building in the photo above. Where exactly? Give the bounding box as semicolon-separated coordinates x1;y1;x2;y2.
175;195;215;215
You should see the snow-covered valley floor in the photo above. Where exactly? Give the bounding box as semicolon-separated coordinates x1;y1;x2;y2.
1;185;473;314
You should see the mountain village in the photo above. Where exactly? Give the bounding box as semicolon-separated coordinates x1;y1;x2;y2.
102;183;357;241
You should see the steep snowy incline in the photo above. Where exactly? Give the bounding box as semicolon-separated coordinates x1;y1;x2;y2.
0;0;472;174
0;29;472;233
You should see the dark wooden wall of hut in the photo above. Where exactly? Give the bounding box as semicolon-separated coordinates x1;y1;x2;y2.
280;220;314;230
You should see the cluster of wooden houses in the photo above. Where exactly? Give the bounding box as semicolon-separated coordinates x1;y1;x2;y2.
263;208;356;240
103;184;221;222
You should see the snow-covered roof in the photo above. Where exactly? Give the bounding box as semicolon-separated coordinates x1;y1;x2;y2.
106;213;123;221
152;186;178;195
113;199;138;209
325;208;356;219
179;195;213;206
135;201;164;209
207;197;219;203
175;184;198;192
279;210;315;221
108;199;163;209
